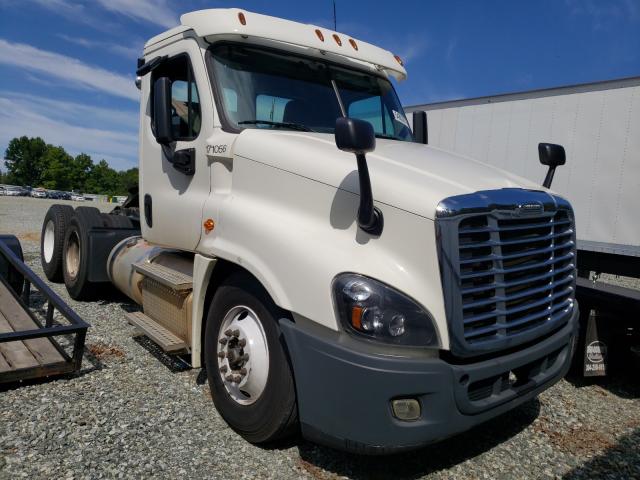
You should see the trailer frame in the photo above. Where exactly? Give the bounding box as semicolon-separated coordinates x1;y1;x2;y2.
0;239;90;384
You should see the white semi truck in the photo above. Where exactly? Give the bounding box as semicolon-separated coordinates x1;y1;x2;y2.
39;9;579;453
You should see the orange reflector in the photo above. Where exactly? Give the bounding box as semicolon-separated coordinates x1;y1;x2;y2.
315;29;324;42
332;34;342;46
238;12;246;25
203;218;215;232
351;306;363;330
394;54;404;66
348;38;358;50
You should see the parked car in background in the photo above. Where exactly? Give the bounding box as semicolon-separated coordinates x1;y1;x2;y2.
31;188;48;198
4;186;24;196
53;191;72;200
47;190;64;200
70;193;85;202
0;186;5;196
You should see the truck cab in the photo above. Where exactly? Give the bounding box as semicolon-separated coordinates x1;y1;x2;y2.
46;8;579;453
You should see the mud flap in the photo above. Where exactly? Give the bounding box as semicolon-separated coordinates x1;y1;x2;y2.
583;309;609;377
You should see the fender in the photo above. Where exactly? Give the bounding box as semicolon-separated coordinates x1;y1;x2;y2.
191;253;217;368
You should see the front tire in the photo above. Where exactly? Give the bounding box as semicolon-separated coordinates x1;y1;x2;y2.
204;273;298;443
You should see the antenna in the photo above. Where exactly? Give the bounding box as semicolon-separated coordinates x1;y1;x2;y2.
333;0;337;30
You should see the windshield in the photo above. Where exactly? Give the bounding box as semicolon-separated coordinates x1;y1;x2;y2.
208;44;413;141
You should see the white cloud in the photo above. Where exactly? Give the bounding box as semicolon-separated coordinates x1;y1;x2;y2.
95;0;178;28
1;91;139;131
0;95;138;170
0;39;139;101
31;0;84;15
57;34;142;60
3;0;120;33
566;0;639;30
393;34;428;65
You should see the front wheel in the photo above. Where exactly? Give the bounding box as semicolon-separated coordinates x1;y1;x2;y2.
204;273;298;443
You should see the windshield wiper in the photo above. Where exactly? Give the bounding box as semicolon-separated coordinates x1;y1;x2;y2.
238;120;313;132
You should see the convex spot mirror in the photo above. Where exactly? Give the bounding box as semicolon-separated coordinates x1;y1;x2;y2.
538;143;566;167
153;76;173;145
538;142;566;189
335;117;375;155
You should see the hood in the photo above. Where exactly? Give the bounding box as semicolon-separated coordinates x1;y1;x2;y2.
232;130;544;219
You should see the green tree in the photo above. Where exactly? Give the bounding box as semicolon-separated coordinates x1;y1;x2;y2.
4;136;137;195
70;153;94;192
85;159;120;194
40;146;74;190
4;136;48;186
118;167;139;194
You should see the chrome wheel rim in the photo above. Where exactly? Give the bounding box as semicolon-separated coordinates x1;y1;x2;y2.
43;220;55;263
65;231;80;279
216;305;269;405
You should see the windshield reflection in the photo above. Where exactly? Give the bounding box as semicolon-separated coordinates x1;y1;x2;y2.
208;44;413;142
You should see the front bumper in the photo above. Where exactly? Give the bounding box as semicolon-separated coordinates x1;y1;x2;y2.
280;305;579;454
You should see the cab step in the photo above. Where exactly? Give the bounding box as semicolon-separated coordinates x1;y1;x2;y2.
133;262;193;291
125;311;187;353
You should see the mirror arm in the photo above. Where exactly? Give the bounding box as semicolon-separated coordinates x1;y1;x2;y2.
412;110;428;144
161;144;195;176
542;166;556;189
355;153;383;235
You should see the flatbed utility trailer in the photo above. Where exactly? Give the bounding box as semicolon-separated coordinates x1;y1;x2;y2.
0;235;89;384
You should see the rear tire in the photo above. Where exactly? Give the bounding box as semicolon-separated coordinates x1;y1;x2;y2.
74;206;104;226
40;204;74;282
62;209;103;300
101;213;134;229
204;273;298;444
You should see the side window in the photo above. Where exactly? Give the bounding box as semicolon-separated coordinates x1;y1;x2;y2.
348;96;385;133
348;96;400;137
152;55;201;140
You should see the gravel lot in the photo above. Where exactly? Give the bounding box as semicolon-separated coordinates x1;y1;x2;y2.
0;196;638;479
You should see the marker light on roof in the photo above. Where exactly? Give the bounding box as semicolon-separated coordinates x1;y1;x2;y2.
238;12;246;25
394;54;404;66
348;38;358;50
332;34;342;46
315;29;324;42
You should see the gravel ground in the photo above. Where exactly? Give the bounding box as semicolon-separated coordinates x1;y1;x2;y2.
0;196;639;479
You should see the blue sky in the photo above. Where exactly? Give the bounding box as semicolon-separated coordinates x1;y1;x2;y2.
1;0;638;171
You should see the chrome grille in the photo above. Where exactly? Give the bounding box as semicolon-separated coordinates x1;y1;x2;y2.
436;189;576;357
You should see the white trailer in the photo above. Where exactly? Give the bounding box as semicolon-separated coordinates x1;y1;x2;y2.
406;77;640;271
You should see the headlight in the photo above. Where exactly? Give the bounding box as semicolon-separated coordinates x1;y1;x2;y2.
332;273;439;347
